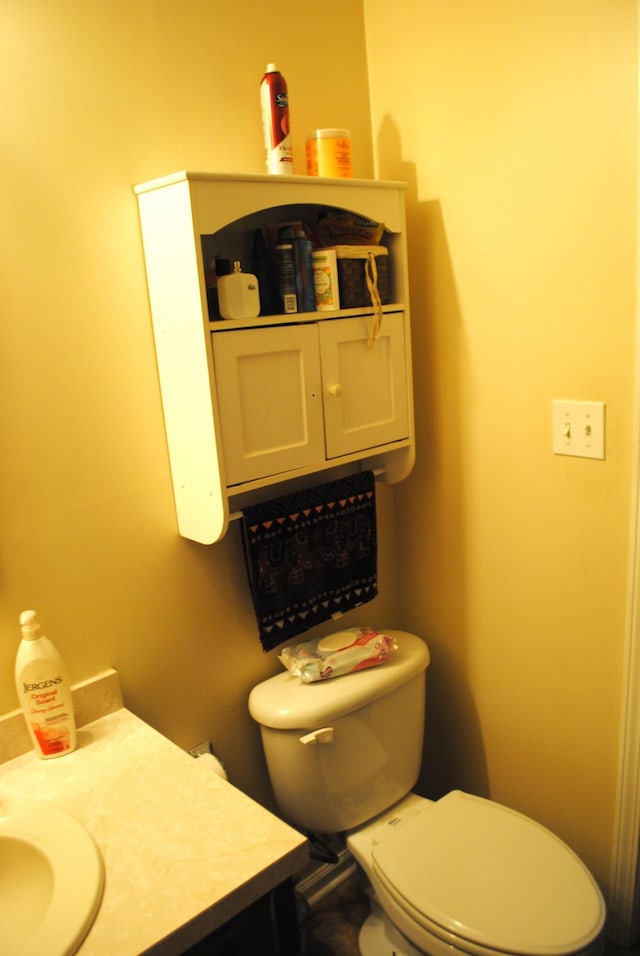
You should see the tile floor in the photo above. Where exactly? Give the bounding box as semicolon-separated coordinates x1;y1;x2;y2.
303;872;366;956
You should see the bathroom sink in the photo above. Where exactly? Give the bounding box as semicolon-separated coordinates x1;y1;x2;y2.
0;797;104;956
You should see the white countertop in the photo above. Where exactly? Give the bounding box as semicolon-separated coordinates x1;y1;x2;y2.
0;701;308;955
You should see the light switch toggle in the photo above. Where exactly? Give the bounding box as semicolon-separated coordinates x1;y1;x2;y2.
552;400;605;460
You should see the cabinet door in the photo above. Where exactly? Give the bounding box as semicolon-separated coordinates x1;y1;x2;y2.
319;312;409;458
212;325;325;486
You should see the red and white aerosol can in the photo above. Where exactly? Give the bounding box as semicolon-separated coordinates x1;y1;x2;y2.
260;63;293;175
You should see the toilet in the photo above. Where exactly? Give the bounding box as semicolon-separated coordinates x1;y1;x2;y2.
249;630;606;956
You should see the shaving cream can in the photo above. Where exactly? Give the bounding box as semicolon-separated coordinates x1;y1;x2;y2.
260;64;293;175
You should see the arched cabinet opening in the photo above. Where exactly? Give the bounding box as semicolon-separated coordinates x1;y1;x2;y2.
200;201;404;322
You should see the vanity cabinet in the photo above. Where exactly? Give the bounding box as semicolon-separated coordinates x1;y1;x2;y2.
134;172;414;544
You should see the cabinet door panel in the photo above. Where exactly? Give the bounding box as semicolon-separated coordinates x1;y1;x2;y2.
319;313;409;458
212;325;324;485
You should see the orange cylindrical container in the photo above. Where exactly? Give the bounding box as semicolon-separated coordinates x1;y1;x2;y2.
305;128;352;178
260;64;293;175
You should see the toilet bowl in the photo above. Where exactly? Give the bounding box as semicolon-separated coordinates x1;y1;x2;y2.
347;791;606;956
248;630;606;956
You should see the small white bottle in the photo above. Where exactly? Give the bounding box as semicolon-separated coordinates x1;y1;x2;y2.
217;260;260;320
15;610;77;758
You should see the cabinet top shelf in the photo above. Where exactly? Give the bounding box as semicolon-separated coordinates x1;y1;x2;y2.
134;170;408;195
209;304;405;334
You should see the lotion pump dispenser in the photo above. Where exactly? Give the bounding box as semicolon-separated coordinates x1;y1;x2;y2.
15;609;77;758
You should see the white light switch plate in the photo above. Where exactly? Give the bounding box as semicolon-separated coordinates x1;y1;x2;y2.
552;400;605;459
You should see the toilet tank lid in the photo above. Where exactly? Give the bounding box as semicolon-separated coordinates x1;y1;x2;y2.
248;630;430;730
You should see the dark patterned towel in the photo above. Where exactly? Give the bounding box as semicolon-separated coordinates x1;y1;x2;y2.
241;471;378;651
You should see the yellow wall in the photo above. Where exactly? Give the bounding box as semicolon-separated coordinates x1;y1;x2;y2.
1;0;638;914
365;0;637;897
0;0;390;810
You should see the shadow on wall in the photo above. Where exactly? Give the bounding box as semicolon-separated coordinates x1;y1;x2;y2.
375;115;490;802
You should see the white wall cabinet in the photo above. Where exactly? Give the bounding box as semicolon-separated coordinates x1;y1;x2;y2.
134;172;415;544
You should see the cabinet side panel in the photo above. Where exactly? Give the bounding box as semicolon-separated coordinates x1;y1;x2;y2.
137;182;226;543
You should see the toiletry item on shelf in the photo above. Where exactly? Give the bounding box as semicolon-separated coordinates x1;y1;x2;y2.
204;257;219;318
306;128;352;178
260;63;293;175
276;227;315;314
276;242;297;313
314;210;384;247
330;245;390;309
205;257;232;318
15;609;77;758
312;248;340;311
252;228;279;315
217;260;260;320
291;229;316;312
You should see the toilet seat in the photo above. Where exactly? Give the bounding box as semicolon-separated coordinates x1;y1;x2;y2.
371;791;605;956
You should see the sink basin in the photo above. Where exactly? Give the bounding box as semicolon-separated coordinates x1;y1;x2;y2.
0;797;104;956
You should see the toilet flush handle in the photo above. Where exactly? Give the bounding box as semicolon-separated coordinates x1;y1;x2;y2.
299;727;334;746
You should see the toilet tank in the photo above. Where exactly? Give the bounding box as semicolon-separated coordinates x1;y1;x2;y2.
248;630;430;834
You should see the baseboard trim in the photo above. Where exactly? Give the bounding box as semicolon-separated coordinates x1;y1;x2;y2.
295;848;357;908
